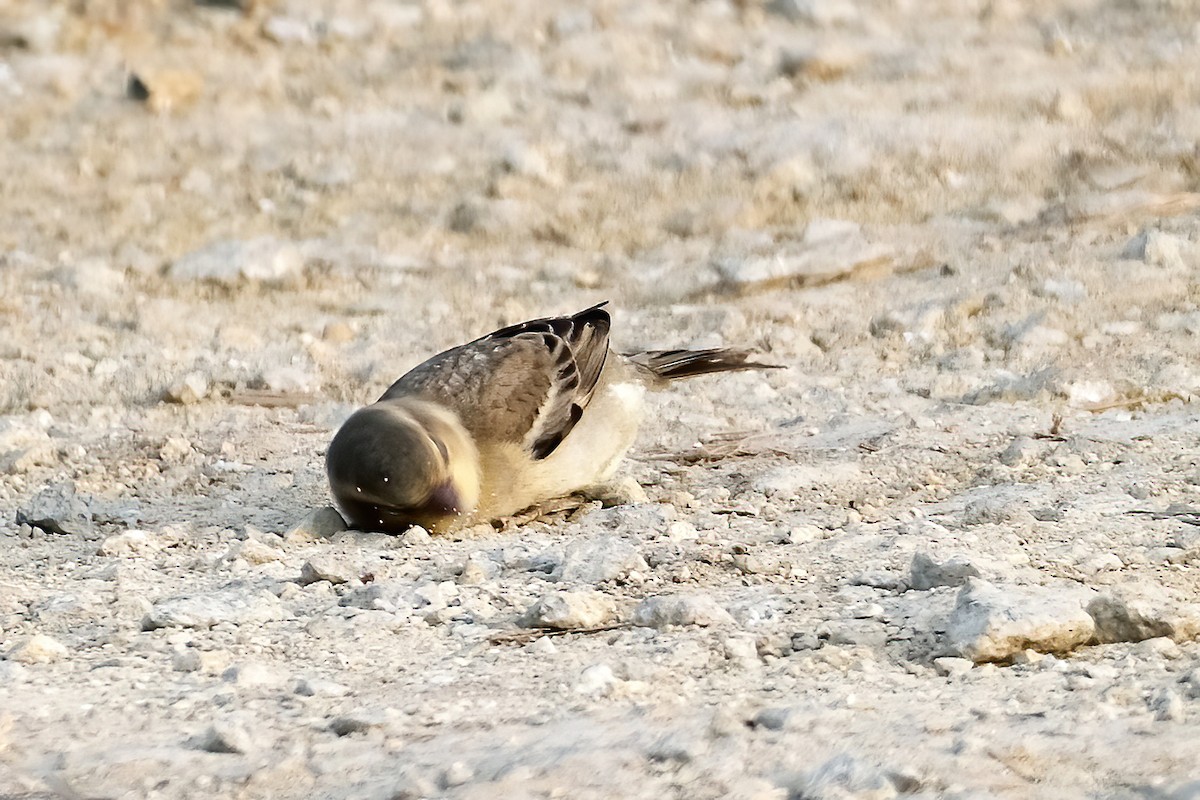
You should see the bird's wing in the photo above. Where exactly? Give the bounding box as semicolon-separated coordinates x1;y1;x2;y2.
380;303;612;459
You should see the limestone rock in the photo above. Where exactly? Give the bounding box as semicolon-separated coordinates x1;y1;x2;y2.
631;594;736;629
284;507;347;542
945;579;1095;662
555;536;648;584
142;587;285;630
1087;586;1200;644
520;591;616;630
910;552;981;591
6;634;68;664
168;237;305;286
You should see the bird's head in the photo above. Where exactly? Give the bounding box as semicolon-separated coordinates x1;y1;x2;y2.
325;401;477;534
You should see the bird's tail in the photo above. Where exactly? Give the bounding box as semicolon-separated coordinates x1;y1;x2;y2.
626;349;783;384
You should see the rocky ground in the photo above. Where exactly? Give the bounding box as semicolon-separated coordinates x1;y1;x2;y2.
2;0;1200;797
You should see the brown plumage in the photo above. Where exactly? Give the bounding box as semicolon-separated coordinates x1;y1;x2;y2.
325;302;780;533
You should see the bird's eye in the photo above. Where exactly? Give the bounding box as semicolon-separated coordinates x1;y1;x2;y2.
431;437;450;463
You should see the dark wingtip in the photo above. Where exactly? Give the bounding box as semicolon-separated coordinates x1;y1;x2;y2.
628;348;786;380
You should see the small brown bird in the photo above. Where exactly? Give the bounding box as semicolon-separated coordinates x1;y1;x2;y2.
326;303;779;533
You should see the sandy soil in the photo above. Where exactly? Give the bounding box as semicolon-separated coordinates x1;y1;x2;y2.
2;0;1200;797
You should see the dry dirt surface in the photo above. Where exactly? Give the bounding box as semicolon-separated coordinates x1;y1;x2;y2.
3;0;1200;798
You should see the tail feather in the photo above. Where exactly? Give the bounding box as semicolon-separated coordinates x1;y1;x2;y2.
626;348;783;383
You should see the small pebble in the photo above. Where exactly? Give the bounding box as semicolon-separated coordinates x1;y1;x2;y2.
6;634;68;665
285;507;347;542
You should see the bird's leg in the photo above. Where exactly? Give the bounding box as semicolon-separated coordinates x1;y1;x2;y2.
498;494;598;529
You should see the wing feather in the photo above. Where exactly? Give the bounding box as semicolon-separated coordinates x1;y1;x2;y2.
380;303;612;459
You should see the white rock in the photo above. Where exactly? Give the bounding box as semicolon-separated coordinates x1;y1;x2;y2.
330;712;388;736
848;603;884;620
555;536;648;584
1124;229;1190;270
442;761;474;788
96;529;161;557
520;590;617;630
933;657;975;677
62;257;124;296
300;555;362;585
222;661;285;688
262;16;316;45
714;237;889;290
631;594;736;629
999;436;1039;467
0;661;29;682
910;552;980;591
575;663;619;695
6;634;68;664
946;579;1095;662
163;372;209;405
295;677;351;697
261;365;318;394
799;754;898;800
458;551;501;584
168;237;305;286
400;526;432;545
1037;278;1087;303
284;507;347;542
1078;553;1124;575
751;706;799;731
753;464;862;497
666;521;699;541
1152;688;1185;722
198;720;256;754
236;539;282;565
722;635;760;666
766;0;859;26
1087;586;1200;644
142;588;285;630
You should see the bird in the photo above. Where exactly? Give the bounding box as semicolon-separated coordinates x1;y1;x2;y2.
325;302;780;533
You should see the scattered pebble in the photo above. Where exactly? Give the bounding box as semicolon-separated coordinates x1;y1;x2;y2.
236;539;283;565
6;634;68;665
520;590;617;630
1151;688;1185;722
295;677;351;697
631;594;736;629
575;664;619;695
1123;229;1190;270
96;529;164;557
1087;587;1200;644
797;753;900;800
142;588;285;630
197;720;256;754
127;68;204;113
163;372;209;405
933;657;975;677
750;706;799;731
299;555;362;585
555;536;648;584
285;507;348;542
168;237;306;286
400;526;432;546
910;552;981;591
459;551;502;584
440;761;474;788
946;579;1095;662
222;661;285;688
